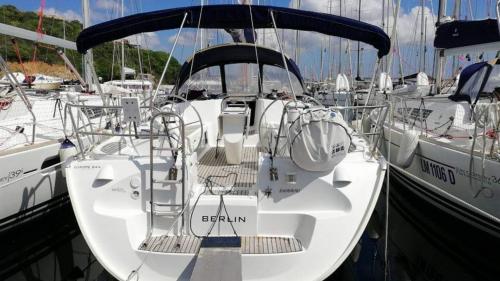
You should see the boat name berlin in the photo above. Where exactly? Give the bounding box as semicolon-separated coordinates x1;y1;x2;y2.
202;216;247;223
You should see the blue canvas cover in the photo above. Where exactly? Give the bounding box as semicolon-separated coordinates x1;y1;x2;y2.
76;5;390;58
434;19;500;49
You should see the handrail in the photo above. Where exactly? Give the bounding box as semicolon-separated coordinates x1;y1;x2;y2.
66;103;147;156
389;95;500;159
66;102;190;236
329;102;390;156
149;111;186;236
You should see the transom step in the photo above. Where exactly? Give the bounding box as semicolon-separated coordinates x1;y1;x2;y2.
139;235;303;254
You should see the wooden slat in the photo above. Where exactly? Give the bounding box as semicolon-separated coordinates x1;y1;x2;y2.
268;237;275;254
278;238;284;253
285;238;292;253
175;236;186;253
259;237;264;254
152;236;162;252
250;236;255;254
143;236;156;250
281;238;288;253
159;236;170;252
263;237;269;254
289;238;297;252
179;236;190;253
166;237;178;252
193;238;202;253
186;236;195;253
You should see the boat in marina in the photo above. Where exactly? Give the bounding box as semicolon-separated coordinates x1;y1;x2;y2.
373;14;500;241
30;74;63;91
391;72;433;98
65;4;390;280
0;54;110;231
103;68;154;95
0;72;63;91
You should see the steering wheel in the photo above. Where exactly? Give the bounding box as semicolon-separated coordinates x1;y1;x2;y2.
156;95;204;154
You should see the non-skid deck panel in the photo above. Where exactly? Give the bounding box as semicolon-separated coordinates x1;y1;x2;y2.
197;147;259;193
139;236;303;254
190;248;242;281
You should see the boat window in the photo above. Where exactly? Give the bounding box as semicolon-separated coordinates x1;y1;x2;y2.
262;65;303;94
225;63;260;94
483;64;500;93
179;66;222;94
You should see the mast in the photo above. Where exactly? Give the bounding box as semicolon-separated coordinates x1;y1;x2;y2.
338;0;343;75
387;0;401;78
201;0;205;49
121;0;125;86
434;0;447;94
356;0;361;80
294;0;301;65
327;0;332;80
423;16;427;73
82;0;93;86
418;0;425;72
451;0;461;76
381;0;385;71
320;42;324;81
396;32;404;84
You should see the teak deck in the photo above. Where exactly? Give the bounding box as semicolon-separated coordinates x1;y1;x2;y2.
197;147;259;195
139;235;303;254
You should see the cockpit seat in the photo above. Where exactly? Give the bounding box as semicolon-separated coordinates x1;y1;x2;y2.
220;105;249;165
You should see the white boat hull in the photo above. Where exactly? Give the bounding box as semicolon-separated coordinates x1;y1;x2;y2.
382;126;500;234
66;147;385;280
65;98;386;280
0;141;66;228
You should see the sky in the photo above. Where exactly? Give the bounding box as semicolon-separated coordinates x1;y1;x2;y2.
0;0;498;79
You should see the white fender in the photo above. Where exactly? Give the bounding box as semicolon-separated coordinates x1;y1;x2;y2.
342;74;350;91
335;73;350;92
59;138;77;177
396;129;420;168
378;72;393;92
416;72;429;86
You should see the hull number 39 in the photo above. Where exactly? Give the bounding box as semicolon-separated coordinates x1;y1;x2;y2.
420;159;456;185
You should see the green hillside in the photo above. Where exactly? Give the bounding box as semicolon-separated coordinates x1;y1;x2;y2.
0;5;180;84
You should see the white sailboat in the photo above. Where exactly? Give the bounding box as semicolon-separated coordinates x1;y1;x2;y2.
0;55;105;230
374;3;500;239
104;67;154;94
0;11;106;230
65;5;391;281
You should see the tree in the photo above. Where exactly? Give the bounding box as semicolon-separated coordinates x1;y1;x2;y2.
0;5;180;84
